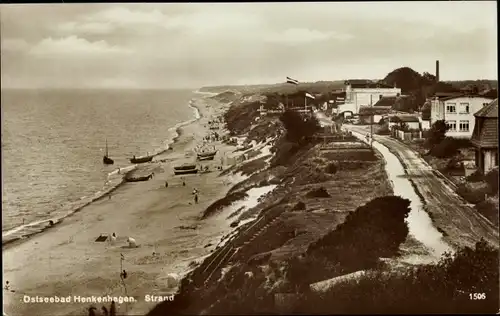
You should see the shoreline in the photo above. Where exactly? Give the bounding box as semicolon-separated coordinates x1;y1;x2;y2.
2;92;246;316
2;93;203;249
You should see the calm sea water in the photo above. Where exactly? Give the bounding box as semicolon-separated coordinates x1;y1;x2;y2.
1;88;196;237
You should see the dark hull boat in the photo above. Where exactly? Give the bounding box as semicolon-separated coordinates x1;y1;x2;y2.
103;139;114;165
196;144;217;161
125;174;153;182
103;155;114;164
197;152;217;161
174;164;198;175
130;155;154;164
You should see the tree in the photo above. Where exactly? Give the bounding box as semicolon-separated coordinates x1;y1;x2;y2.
279;109;321;144
425;120;449;148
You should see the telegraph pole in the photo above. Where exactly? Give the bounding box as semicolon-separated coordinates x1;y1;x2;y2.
370;95;373;148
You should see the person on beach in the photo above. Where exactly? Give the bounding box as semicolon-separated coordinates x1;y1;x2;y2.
194;194;199;204
165;181;169;188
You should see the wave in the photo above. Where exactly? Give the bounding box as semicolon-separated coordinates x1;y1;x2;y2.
2;95;205;249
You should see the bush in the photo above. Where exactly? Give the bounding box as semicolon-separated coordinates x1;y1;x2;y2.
475;199;499;225
376;125;391;135
306;187;331;198
292;201;306;211
465;170;484;183
425;120;448;148
325;163;338;174
484;168;499;196
270;139;301;167
279;109;321;144
294;239;499;314
430;137;461;158
308;196;411;269
456;183;487;204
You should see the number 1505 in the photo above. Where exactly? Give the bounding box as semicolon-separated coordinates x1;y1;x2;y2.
469;293;486;300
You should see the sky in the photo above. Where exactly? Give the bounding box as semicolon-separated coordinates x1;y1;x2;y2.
0;2;497;89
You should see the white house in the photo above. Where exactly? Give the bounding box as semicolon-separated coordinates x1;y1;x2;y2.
388;115;421;130
430;94;496;138
344;80;402;114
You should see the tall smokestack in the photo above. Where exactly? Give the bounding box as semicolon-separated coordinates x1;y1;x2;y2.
435;60;440;82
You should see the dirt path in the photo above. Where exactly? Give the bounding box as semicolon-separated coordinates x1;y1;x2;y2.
346;125;498;249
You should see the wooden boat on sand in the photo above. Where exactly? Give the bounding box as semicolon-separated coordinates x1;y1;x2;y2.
174;163;198;175
130;153;154;164
196;145;217;161
125;174;153;182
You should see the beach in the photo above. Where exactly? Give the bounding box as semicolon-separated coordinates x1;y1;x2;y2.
2;95;244;316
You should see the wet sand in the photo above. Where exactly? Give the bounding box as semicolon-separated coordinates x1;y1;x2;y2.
2;97;242;316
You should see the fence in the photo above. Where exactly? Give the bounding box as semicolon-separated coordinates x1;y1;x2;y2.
391;129;423;141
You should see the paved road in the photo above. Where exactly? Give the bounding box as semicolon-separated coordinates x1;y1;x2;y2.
344;124;498;249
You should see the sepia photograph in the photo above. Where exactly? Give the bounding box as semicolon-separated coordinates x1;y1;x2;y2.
1;1;498;315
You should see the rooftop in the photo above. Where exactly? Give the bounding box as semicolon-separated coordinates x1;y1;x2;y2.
344;79;394;89
436;93;497;102
474;99;498;118
373;96;397;107
358;106;392;116
389;115;420;123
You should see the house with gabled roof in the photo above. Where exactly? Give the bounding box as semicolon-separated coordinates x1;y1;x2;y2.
430;93;496;138
471;99;498;174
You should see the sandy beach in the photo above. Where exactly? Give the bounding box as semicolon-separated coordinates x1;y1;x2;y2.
2;95;244;316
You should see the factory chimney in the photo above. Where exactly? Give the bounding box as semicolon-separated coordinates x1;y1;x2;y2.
435;60;440;82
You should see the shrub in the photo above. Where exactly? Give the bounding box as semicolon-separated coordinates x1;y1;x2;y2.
465;170;484;183
484;168;499;196
430;137;461;158
425;120;448;148
292;201;306;211
376;125;391;135
475;199;499;225
270;139;301;167
456;183;487;204
325;162;338;174
306;187;331;198
308;196;411;269
294;239;499;314
279;109;321;144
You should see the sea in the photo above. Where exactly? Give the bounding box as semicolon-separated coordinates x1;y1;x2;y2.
1;88;199;245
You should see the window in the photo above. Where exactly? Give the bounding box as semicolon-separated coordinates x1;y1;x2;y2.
446;103;456;113
459;103;470;114
446;120;457;131
459;120;469;132
379;94;383;100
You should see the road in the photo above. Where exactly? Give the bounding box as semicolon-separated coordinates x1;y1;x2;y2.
343;124;498;249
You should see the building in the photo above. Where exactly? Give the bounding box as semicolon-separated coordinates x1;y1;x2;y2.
373;96;397;108
430;94;496;138
358;106;392;124
471;99;498;174
343;80;402;114
388;115;421;130
283;91;315;110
